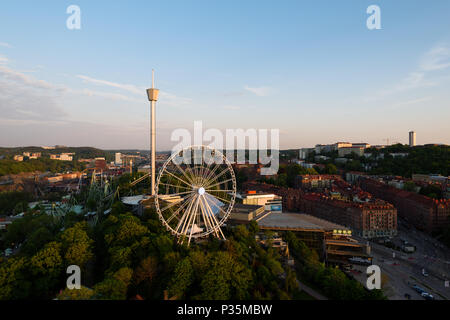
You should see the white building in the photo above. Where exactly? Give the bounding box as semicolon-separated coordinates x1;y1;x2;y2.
299;148;313;160
242;193;283;213
50;153;74;161
115;152;122;165
409;131;416;147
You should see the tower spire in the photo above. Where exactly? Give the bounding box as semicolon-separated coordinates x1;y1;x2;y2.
152;69;155;88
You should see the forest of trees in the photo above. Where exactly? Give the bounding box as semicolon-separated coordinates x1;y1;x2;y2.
0;158;86;177
0;191;33;216
0;199;384;300
307;145;449;177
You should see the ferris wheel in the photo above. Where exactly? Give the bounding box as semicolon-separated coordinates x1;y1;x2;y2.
155;145;237;245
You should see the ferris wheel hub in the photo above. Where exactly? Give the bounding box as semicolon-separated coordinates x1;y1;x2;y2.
198;187;206;195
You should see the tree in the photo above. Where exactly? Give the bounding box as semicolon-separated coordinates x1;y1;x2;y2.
60;222;94;268
403;181;417;192
325;163;338;174
21;226;54;256
30;241;64;297
134;256;158;286
198;252;252;300
94;268;133;300
57;286;95;300
0;257;30;300
167;257;194;299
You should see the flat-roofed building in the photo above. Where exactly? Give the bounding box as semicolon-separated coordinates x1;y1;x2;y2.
13;155;24;162
257;212;370;263
351;143;371;149
242;192;282;212
221;203;266;223
23;152;41;159
50;153;74;161
115;153;122;165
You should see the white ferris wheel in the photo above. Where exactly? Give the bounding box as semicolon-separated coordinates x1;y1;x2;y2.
155;145;237;245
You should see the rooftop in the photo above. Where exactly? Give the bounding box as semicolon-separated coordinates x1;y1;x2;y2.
257;212;348;231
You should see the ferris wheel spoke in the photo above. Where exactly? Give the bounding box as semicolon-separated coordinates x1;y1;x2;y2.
179;195;198;241
188;196;201;244
159;182;191;190
183;164;196;184
202;195;225;239
164;190;195;198
163;170;193;188
199;159;214;185
205;192;232;204
160;193;194;212
166;193;195;224
204;167;230;188
174;163;194;185
198;196;211;233
176;195;197;235
205;189;235;193
203;163;222;186
203;195;219;237
204;178;233;190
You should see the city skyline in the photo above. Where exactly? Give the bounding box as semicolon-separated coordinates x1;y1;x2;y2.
1;0;450;150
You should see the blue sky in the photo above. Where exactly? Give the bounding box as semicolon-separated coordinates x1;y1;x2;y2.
1;0;450;150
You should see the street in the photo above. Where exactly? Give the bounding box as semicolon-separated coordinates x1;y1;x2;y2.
350;220;450;300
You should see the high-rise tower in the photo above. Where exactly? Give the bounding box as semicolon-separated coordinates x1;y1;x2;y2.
409;131;416;147
147;71;159;196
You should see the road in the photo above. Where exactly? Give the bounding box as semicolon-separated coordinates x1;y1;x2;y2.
352;220;450;300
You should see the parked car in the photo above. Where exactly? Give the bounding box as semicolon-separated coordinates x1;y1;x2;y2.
421;292;435;300
413;285;425;294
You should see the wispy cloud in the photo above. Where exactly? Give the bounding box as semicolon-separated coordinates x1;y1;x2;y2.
420;44;450;71
365;43;449;103
223;105;241;110
74;88;141;103
381;71;436;96
0;79;67;121
77;75;142;95
76;74;192;106
0;65;58;90
0;42;12;48
392;97;431;108
244;85;274;97
0;56;8;65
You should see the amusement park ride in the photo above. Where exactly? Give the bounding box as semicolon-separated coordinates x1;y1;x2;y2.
45;72;236;244
146;71;237;245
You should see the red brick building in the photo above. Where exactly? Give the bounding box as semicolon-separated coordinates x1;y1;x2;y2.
358;178;450;233
300;193;397;239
